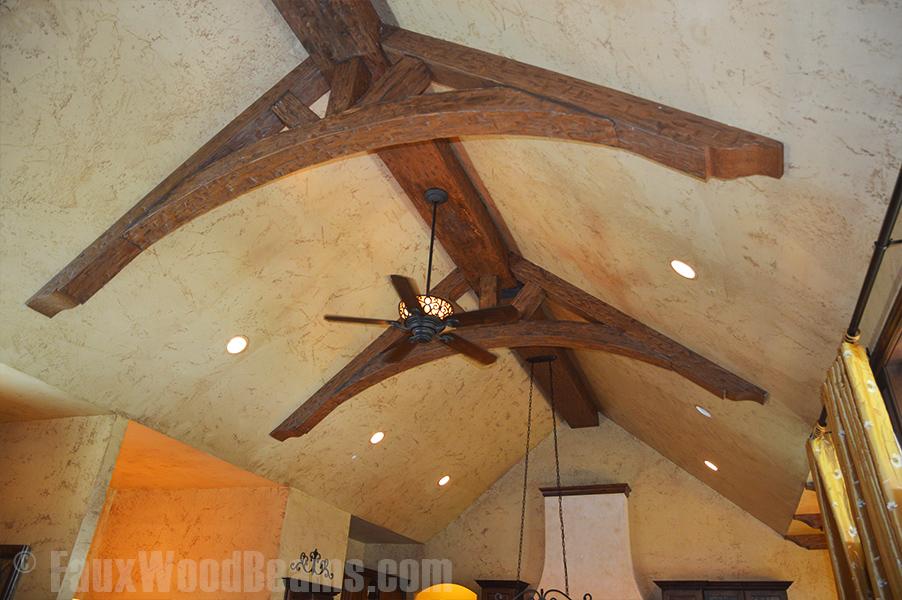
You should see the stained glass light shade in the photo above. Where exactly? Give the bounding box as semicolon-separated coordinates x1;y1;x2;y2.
399;295;454;320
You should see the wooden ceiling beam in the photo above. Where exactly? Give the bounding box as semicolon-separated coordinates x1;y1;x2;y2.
28;83;622;317
271;316;763;440
380;26;783;181
510;254;768;403
325;56;371;116
26;59;328;317
270;0;389;83
271;269;470;440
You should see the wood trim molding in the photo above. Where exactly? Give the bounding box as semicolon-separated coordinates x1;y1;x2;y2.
540;484;631;497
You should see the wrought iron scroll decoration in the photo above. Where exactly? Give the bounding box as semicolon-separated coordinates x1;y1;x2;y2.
290;548;334;580
497;589;592;600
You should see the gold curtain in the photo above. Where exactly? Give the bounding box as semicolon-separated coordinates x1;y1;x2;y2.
812;342;902;599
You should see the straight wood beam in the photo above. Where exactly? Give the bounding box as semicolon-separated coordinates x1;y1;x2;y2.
27;59;328;317
377;140;519;289
510;254;768;403
479;275;500;309
271;0;389;83
271;269;470;440
271;91;320;128
510;281;545;319
326;57;371;116
380;26;783;181
355;56;432;108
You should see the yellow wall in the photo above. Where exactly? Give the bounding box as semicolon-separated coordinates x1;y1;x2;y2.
0;415;128;600
424;420;837;600
78;487;289;599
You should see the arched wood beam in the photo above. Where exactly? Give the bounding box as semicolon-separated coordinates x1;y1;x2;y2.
271;319;766;440
27;86;618;317
122;87;617;247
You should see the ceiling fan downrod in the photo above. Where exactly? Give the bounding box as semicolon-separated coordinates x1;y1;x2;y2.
423;188;448;295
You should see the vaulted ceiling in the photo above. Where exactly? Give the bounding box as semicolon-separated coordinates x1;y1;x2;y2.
1;0;900;543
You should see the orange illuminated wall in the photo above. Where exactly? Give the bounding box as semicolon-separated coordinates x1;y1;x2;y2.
77;422;289;599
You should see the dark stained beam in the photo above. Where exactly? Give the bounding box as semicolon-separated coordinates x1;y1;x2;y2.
479;275;500;310
793;513;824;530
515;346;600;427
377;140;519;289
27;59;328;317
363;70;596;427
271;0;388;83
271;317;758;440
123;88;617;259
355;56;432;108
28;85;620;317
510;254;768;403
326;56;371;116
380;26;783;181
271;269;470;440
510;281;545;319
271;91;320;128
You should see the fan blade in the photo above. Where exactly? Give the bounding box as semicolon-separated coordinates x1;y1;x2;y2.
383;337;417;363
447;305;519;327
390;275;423;315
324;315;397;326
440;332;497;365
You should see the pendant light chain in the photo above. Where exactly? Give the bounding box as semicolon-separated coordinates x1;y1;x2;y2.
425;199;438;295
516;360;535;585
549;360;569;597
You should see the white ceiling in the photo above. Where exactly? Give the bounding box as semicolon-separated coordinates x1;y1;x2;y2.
1;0;900;540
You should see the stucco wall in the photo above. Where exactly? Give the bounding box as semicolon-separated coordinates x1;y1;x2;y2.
272;487;352;600
423;420;837;600
0;415;128;600
78;487;289;600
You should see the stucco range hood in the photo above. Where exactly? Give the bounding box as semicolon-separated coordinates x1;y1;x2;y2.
536;485;642;600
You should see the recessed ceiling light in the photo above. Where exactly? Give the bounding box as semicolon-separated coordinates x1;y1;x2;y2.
226;335;248;354
695;406;712;418
704;460;718;471
670;260;697;279
370;431;384;444
438;475;450;486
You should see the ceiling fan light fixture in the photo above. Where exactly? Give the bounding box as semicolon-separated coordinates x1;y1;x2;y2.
399;295;454;320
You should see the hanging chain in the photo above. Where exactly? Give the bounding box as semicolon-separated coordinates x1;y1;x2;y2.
516;361;535;585
549;360;569;596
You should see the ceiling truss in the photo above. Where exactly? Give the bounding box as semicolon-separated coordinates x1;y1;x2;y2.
26;0;780;439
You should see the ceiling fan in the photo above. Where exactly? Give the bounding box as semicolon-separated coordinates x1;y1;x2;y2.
324;188;519;365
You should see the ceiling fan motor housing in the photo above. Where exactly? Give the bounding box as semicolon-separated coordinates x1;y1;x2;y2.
405;314;447;343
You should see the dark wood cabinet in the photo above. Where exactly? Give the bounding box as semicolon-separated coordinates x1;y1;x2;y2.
340;567;410;600
475;579;529;600
655;581;792;600
282;578;343;600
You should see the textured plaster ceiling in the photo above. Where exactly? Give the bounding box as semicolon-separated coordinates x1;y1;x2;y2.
2;0;901;542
